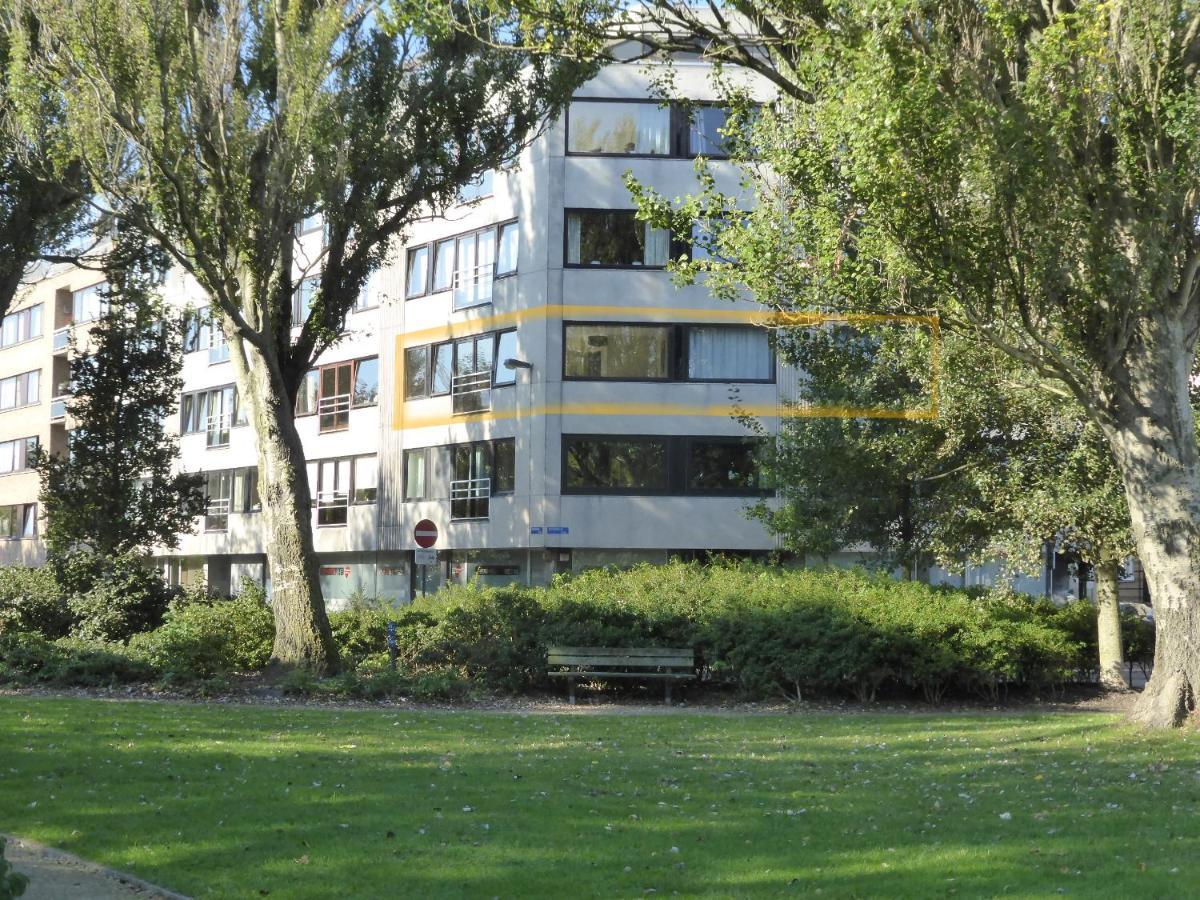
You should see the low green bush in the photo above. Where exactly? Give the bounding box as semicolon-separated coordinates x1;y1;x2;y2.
0;632;154;687
0;566;72;638
129;582;274;681
64;553;174;643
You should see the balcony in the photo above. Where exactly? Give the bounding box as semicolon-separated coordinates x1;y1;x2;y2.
318;393;350;432
206;412;231;449
316;489;349;526
451;476;490;520
452;263;494;309
451;370;491;415
204;497;230;532
49;396;68;422
52;327;71;353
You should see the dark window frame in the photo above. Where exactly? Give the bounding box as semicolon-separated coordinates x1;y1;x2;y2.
403;329;519;401
403;447;430;501
561;434;672;496
565;98;749;161
561;321;775;384
563;208;687;270
404;218;519;304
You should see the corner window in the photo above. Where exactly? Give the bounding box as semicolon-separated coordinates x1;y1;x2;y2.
564;323;670;380
353;357;379;407
563;436;669;494
458;170;494;204
295;370;319;417
496;222;519;276
566;100;670;155
492;438;516;493
565;210;671;268
71;282;107;324
493;330;519;386
406;246;430;298
403;448;428;500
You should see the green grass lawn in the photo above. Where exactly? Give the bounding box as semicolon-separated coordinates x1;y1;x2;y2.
1;698;1198;898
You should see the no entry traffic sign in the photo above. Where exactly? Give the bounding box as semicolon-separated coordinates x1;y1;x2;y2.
414;519;439;548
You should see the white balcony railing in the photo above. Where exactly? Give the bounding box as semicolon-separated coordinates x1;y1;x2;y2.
52;327;71;353
452;262;494;309
451;370;491;414
206;412;232;448
204;497;230;532
317;393;351;432
316;489;349;526
450;476;491;520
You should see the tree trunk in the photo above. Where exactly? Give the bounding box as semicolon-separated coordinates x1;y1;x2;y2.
1094;559;1129;691
230;334;339;674
1099;314;1200;727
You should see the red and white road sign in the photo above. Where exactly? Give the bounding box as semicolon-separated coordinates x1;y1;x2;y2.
414;519;439;548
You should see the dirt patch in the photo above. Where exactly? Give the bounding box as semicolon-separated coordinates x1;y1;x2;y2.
3;835;187;899
0;680;1139;717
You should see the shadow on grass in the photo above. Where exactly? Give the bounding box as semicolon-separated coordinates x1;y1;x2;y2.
0;698;1195;898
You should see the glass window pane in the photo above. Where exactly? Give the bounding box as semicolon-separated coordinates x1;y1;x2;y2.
493;439;515;493
433;239;456;292
404;346;429;399
564;324;669;379
475;334;494;377
353;456;378;503
454;337;476;376
493;331;518;385
565;211;668;267
496;223;518;275
567;101;670;155
353;357;379;407
404;450;426;500
686;327;772;380
689;106;731;157
688;440;762;492
296;370;319;416
406;246;429;297
564;437;668;491
431;343;453;395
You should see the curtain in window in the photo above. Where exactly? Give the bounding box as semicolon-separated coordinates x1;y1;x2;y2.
644;223;670;267
566;213;583;265
688;327;771;380
636;104;670;154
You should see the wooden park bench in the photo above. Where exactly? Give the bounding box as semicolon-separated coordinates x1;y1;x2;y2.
546;646;695;704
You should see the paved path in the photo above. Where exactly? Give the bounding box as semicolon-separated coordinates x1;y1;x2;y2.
3;836;187;899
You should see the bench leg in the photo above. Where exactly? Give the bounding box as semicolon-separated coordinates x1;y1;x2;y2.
664;681;672;705
568;677;576;706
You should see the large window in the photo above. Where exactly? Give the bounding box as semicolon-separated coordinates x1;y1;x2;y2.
180;385;245;447
0;370;40;411
566;100;671;155
564;436;668;493
563;323;773;382
311;454;377;526
566;99;742;159
71;282;107;324
0;503;36;540
294;356;378;430
406;220;518;306
563;435;766;495
565;210;672;268
404;330;516;411
0;436;37;475
291;276;320;324
458;169;494;204
451;438;514;519
564;323;670;380
1;305;42;349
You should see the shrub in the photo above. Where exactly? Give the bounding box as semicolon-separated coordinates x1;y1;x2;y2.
129;583;273;681
65;553;173;642
0;836;29;900
0;632;154;687
0;566;71;638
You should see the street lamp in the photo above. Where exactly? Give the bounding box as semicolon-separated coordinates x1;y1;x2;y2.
503;358;533;371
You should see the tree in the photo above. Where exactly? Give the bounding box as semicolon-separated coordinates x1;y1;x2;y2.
32;226;205;563
756;323;1137;688
0;7;88;321
602;1;1200;726
21;0;600;671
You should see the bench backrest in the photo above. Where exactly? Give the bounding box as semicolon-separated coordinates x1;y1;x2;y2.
547;646;694;671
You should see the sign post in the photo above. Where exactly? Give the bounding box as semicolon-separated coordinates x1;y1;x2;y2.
413;519;439;598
